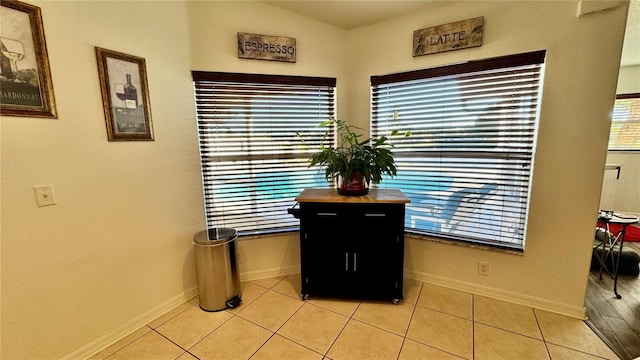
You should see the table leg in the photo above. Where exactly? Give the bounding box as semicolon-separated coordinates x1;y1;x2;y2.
612;227;626;299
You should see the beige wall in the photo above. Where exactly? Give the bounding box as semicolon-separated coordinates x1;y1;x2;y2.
345;0;627;316
0;0;629;358
1;1;200;359
601;64;640;215
1;1;348;359
186;1;349;281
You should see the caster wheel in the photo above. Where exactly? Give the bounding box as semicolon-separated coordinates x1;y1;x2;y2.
302;294;309;301
392;298;400;305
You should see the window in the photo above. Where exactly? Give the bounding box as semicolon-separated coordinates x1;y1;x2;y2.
609;93;640;151
371;51;546;250
192;72;335;235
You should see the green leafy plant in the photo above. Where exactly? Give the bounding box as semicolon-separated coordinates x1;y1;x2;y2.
302;118;410;188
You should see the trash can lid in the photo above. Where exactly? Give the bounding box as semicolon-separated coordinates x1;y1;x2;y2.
193;228;237;245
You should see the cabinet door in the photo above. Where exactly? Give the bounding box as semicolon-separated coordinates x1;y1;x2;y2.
354;204;405;299
300;204;353;297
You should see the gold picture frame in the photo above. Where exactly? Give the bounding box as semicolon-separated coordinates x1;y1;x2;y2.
95;47;153;141
0;0;57;118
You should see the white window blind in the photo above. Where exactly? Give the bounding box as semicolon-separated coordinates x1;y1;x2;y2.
192;71;336;235
372;51;546;250
609;94;640;151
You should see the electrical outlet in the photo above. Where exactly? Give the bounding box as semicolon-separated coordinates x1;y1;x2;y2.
478;261;489;276
33;185;56;207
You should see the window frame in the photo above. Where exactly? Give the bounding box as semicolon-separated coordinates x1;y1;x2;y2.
371;50;546;251
608;93;640;152
192;71;336;236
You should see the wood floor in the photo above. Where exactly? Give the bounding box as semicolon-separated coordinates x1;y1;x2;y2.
585;241;640;360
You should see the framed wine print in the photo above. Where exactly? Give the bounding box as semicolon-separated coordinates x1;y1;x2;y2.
0;0;57;118
95;47;153;141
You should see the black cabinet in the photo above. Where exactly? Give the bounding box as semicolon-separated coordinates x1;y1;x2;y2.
294;189;409;303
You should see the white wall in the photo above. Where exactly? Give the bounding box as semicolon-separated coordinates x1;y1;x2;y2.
617;64;640;93
345;0;627;316
602;64;640;215
1;1;202;359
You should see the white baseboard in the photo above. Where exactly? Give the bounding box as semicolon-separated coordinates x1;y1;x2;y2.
62;286;198;360
243;265;586;319
64;265;300;360
64;266;587;359
404;269;586;320
239;264;300;282
244;265;586;319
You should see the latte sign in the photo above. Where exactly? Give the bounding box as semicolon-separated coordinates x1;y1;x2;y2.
413;17;484;57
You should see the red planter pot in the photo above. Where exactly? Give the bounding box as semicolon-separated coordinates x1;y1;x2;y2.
337;173;369;196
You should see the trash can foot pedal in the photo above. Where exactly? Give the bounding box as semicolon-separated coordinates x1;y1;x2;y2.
226;295;242;309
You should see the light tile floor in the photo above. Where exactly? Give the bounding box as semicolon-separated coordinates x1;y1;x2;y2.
88;275;620;360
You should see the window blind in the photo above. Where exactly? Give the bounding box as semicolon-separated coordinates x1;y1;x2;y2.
192;71;336;235
609;93;640;151
372;51;546;250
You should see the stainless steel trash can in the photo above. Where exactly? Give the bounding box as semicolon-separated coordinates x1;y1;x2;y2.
193;228;242;311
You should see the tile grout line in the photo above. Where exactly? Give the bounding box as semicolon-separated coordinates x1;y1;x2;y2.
306;298;360;318
282;297;352;358
261;294;326;359
240;276;332;359
282;285;623;360
234;287;326;359
396;281;423;360
274;299;353;359
179;309;237;358
474;320;553;343
535;309;618;360
320;298;364;358
181;288;272;357
99;325;156;360
149;327;202;360
413;299;473;322
472;294;475;360
144;296;199;332
531;308;551;359
399;285;472;360
347;317;408;338
105;277;627;360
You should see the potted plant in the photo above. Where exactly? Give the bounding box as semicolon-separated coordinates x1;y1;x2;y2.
304;118;409;196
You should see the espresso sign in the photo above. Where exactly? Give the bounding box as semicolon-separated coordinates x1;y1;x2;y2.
237;32;296;63
413;17;484;57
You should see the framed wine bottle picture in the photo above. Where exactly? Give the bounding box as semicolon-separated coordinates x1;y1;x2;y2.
95;47;153;141
0;0;57;118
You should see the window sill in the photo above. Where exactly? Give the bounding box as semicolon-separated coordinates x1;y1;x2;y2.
237;230;299;241
404;232;524;256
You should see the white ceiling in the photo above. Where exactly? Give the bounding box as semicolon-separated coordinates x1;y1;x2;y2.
263;1;440;30
264;0;639;66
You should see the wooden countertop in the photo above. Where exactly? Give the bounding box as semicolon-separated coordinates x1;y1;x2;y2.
295;188;410;204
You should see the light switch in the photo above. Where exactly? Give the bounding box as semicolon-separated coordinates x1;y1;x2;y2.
33;185;56;207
